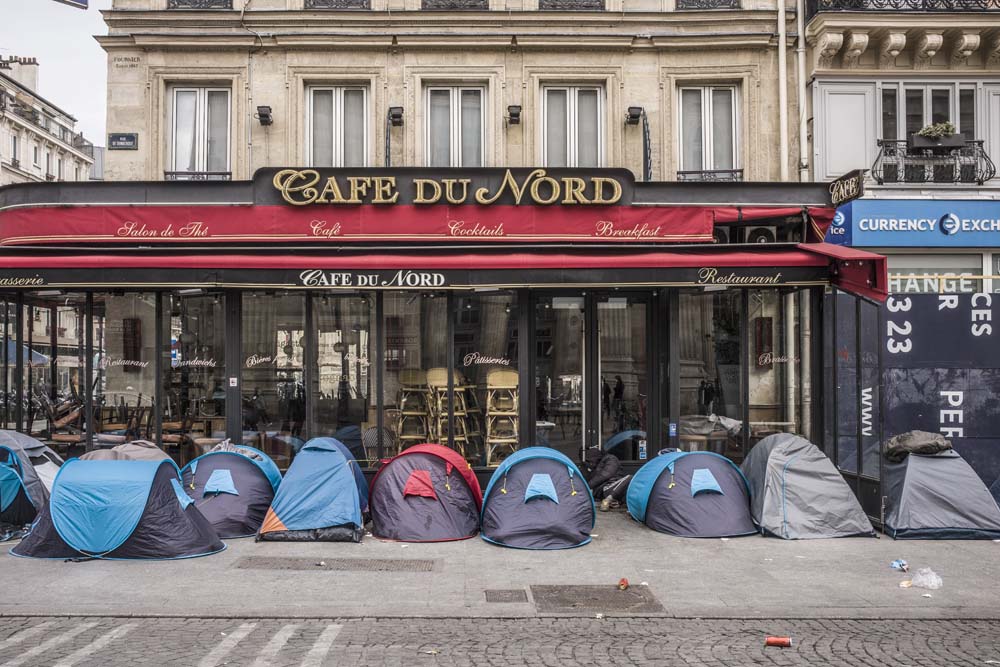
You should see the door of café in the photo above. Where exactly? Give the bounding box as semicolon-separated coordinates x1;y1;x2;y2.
532;291;652;463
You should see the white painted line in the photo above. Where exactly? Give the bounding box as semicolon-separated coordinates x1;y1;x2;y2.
0;622;97;667
0;623;54;653
250;624;299;667
197;622;257;667
52;624;137;667
300;624;343;667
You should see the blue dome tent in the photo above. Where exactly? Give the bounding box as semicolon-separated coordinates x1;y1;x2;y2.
481;447;595;549
627;451;755;538
181;445;282;538
257;438;366;542
11;459;225;560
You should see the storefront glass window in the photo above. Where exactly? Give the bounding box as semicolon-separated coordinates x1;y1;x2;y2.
746;289;818;450
535;295;585;461
598;295;648;462
313;294;373;463
455;293;519;466
93;293;157;446
888;254;983;294
242;293;306;468
382;292;449;455
676;290;744;459
162;291;226;459
1;298;14;429
859;301;880;478
23;300;50;438
835;292;859;474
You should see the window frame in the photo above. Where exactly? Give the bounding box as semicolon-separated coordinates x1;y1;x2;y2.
32;144;39;167
879;82;978;141
10;134;18;163
423;85;487;168
168;86;232;175
541;84;606;168
306;85;370;168
676;84;739;173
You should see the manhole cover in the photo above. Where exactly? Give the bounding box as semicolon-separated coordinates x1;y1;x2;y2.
484;589;529;603
530;585;664;613
234;556;435;572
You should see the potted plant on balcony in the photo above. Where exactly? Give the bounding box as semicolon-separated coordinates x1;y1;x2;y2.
910;122;965;153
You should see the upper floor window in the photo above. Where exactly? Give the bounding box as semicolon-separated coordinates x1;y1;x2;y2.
170;87;231;179
32;145;39;166
10;134;18;163
308;86;368;168
881;84;977;141
426;86;484;168
542;85;603;168
57;157;63;180
45;151;51;176
678;85;738;178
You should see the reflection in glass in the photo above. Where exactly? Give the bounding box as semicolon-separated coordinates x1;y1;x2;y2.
93;293;157;450
242;293;306;469
313;294;372;463
162;292;226;461
598;296;647;461
535;296;584;461
676;290;743;458
455;293;518;465
382;292;448;455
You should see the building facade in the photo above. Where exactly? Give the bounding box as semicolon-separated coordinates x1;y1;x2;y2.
0;57;96;187
100;0;803;183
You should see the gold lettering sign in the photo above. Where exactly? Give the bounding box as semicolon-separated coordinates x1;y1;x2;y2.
272;169;623;207
697;267;783;286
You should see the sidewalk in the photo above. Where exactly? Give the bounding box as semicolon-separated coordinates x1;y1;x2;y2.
3;510;998;620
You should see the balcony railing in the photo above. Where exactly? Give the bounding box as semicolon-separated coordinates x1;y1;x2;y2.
7;158;19;170
421;0;487;7
166;0;232;8
872;139;996;186
807;0;999;18
538;0;605;9
306;0;369;6
164;171;233;181
676;0;740;8
677;168;744;182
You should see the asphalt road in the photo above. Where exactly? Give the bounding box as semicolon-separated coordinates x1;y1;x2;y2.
1;616;999;666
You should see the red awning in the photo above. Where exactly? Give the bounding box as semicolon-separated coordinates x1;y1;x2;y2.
0;244;886;299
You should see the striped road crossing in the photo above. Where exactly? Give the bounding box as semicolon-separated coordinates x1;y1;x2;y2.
0;620;347;667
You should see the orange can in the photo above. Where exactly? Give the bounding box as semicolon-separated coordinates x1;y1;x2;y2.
765;636;793;648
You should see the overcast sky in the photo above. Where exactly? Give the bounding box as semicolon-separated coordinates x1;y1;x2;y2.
0;0;113;145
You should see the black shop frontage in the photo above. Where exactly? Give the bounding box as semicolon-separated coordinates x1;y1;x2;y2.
0;168;887;511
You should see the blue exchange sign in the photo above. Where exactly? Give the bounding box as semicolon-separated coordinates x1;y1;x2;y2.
826;199;1000;248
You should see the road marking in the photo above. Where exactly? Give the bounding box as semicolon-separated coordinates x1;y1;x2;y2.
300;624;343;667
197;622;257;667
250;624;299;667
0;623;97;667
52;624;136;667
0;623;54;653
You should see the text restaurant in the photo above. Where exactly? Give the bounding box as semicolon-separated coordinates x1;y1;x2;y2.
0;168;886;492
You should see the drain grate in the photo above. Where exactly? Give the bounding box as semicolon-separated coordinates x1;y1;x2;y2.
484;589;529;603
530;585;664;613
234;556;435;572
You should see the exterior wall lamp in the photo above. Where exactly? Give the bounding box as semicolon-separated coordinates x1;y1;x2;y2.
256;106;273;126
506;105;522;125
625;106;644;125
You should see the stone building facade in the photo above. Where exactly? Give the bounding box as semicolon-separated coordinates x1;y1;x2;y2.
99;0;801;183
0;57;96;186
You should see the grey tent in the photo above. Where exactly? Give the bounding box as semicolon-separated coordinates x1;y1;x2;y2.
79;440;171;462
884;450;1000;539
741;434;874;539
0;431;62;528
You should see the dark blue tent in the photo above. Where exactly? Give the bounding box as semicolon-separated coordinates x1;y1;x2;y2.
1;432;56;528
481;447;594;549
627;451;755;538
181;446;282;538
257;438;365;542
11;459;225;560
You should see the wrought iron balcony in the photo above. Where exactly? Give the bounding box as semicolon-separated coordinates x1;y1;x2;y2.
7;158;19;170
807;0;998;17
872;139;996;186
538;0;605;9
164;171;233;181
422;0;487;7
306;0;369;6
167;0;232;8
676;0;740;8
676;168;744;182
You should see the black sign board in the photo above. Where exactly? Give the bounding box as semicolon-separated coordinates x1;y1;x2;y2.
829;169;865;207
108;133;138;150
